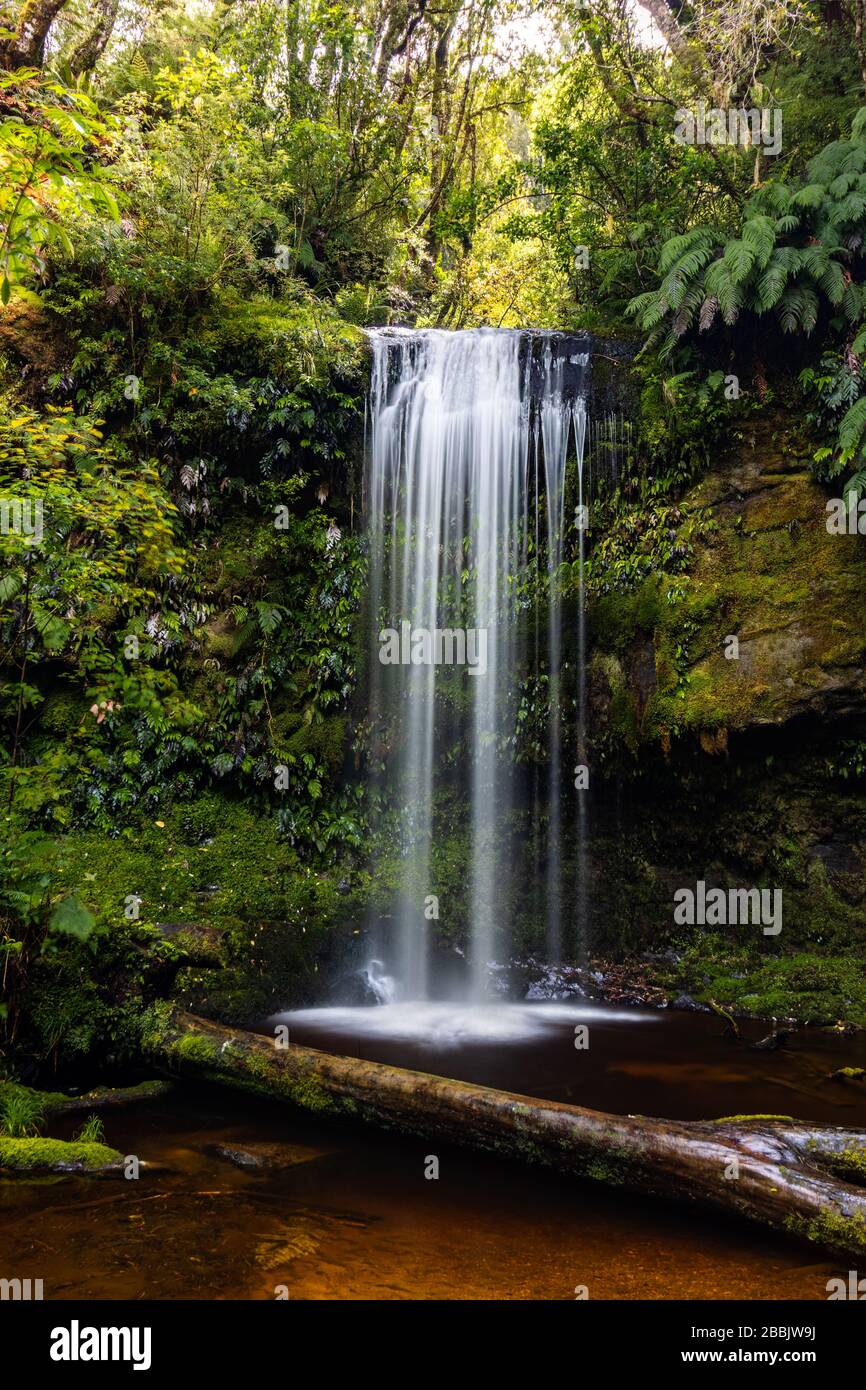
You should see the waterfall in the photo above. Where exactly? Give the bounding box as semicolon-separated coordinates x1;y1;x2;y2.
365;328;589;1001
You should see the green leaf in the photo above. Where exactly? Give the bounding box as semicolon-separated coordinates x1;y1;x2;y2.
756;256;788;310
791;183;826;209
658;228;714;274
838;394;866;455
819;261;846;305
741;215;775;269
723;239;755;285
705;260;743;323
48;896;96;942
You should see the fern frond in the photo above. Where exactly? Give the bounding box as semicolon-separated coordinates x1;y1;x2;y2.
741;215;775;269
658;228;715;275
756;255;788;310
723;239;755;285
838;394;866;454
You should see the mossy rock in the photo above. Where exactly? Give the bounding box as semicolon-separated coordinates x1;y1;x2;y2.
270;709;346;772
593;415;866;742
0;1137;123;1173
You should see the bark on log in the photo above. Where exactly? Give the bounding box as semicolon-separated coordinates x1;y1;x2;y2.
146;1007;866;1261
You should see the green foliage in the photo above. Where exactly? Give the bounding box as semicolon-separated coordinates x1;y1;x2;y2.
826;739;866;780
0;69;118;301
73;1112;104;1143
585;504;717;598
0;401;190;820
0;1084;46;1136
3;0;866;1083
629;110;866;493
48;895;96;941
634;361;753;490
629;111;866;348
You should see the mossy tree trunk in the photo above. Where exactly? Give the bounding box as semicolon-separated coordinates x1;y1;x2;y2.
146;1007;866;1261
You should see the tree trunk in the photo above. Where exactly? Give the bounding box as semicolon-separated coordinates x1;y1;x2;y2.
0;0;70;69
636;0;708;93
854;0;866;95
146;1008;866;1261
68;0;119;75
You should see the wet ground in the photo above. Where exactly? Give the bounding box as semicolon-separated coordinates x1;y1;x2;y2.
2;1003;865;1300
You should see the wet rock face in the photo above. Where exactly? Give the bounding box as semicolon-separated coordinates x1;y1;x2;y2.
661;416;866;735
589;415;866;748
572;413;866;965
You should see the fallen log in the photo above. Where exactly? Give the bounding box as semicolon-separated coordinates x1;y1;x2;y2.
49;1080;174;1113
144;1006;866;1260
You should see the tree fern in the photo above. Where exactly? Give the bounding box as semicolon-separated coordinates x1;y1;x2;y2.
819;261;846;305
843;467;866;500
723;239;755;284
658;228;715;275
636;108;866;427
838;395;866;456
831;192;866;225
742;215;775;269
776;284;819;334
801;244;831;278
791;183;826;209
671;284;706;337
699;295;719;331
843;282;862;322
829;173;858;199
704;259;743;323
842;145;866;174
626;289;664;324
756;256;788;309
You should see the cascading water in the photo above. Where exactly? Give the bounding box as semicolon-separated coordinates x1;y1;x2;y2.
365;328;589;1002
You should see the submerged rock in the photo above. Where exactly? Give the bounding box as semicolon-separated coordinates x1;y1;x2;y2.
207;1141;331;1171
748;1029;793;1051
672;993;711;1014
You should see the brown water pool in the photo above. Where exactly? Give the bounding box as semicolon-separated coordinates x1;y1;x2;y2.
2;1002;865;1300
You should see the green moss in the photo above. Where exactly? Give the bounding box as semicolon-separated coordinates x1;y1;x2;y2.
0;1080;67;1116
271;710;347;774
583;1157;626;1185
712;1114;794;1123
244;1048;335;1113
824;1145;866;1186
786;1208;866;1259
589;421;866;745
667;941;866;1026
140;999;174;1054
649;464;866;735
171;1032;220;1065
0;1137;123;1171
38;692;86;735
281;1074;334;1114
